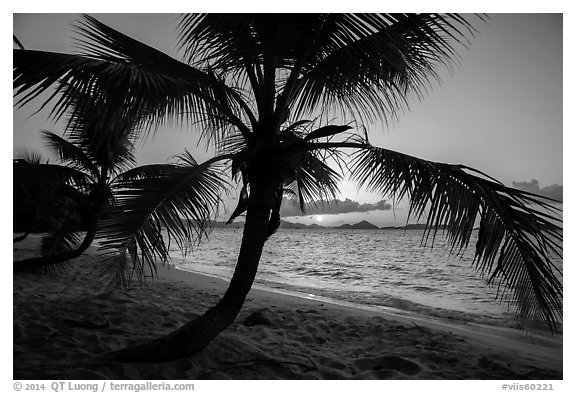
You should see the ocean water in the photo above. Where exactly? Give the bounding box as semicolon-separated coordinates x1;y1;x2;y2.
169;228;562;329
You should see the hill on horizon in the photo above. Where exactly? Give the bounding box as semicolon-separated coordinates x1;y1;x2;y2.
208;219;435;230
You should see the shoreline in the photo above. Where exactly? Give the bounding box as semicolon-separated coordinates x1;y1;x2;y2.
13;237;563;379
171;263;563;344
161;264;563;370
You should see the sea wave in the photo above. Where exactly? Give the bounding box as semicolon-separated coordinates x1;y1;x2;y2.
170;227;562;331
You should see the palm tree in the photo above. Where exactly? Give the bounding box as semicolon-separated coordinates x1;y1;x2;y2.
13;151;86;243
13;130;108;270
12;77;144;271
13;88;226;275
13;14;562;362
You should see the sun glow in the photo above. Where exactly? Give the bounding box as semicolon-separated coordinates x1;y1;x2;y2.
315;215;324;223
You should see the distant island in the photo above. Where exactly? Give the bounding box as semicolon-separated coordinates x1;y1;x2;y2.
209;220;440;230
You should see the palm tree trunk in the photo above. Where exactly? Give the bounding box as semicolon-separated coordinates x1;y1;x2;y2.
14;188;107;272
13;224;97;272
110;180;276;362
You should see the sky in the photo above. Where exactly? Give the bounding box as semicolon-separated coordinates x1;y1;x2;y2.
4;6;573;386
11;11;565;226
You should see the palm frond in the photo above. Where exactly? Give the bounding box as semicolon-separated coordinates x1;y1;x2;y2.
205;67;254;134
278;125;350;213
59;86;141;174
282;119;313;136
41;230;83;259
13;16;241;147
13;161;92;191
350;145;562;332
76;15;250;142
217;129;248;156
176;14;335;121
111;164;176;184
303;125;353;142
177;14;330;72
97;155;230;286
291;14;480;123
286;150;342;214
98;253;133;290
14;49;100;112
40;130;100;177
176;14;481;128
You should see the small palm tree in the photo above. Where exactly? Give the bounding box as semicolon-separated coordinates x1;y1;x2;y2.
13;89;226;275
13;14;562;362
13;129;111;270
13;151;86;243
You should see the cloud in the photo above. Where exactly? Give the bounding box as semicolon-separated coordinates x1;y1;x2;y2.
280;198;392;217
512;179;563;202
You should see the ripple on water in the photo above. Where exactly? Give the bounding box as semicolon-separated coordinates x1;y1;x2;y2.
173;228;562;327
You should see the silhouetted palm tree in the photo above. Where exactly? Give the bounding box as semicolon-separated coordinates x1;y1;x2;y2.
13;151;85;243
13;14;562;362
13;90;226;275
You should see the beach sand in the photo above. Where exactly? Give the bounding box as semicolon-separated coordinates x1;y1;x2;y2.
13;236;562;380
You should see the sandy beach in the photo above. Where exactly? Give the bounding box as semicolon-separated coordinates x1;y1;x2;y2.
13;236;562;380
